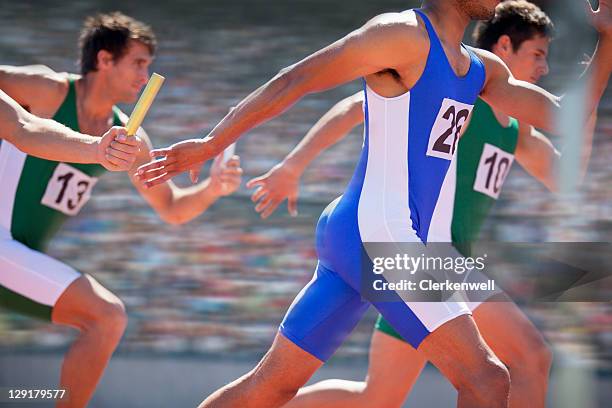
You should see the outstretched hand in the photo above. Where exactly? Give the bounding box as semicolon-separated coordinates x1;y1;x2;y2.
209;154;243;196
135;138;214;188
246;162;301;219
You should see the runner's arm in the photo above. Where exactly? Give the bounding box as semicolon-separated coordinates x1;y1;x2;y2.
515;110;597;192
0;65;68;116
477;5;612;134
128;127;242;225
247;92;365;218
477;51;558;134
202;16;418;154
136;13;426;186
281;92;364;174
514;124;560;192
0;89;138;170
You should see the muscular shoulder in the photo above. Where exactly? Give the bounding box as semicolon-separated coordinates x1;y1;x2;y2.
2;64;68;81
469;48;512;86
348;10;428;73
361;11;428;50
0;64;71;116
35;67;72;98
366;10;420;29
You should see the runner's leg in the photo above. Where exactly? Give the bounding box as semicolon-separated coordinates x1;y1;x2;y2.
471;298;552;408
0;238;127;408
198;262;369;408
52;275;127;408
284;322;426;408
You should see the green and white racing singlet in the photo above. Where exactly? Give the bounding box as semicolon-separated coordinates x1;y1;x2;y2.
0;78;122;252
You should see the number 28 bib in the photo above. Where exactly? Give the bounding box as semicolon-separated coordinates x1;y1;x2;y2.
41;163;98;216
427;98;474;161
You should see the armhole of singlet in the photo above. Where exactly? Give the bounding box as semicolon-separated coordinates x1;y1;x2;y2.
65;76;76;101
50;76;76;123
413;9;441;52
509;118;520;145
362;9;436;98
465;46;487;93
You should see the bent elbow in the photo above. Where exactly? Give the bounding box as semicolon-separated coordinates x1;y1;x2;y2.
276;65;296;83
275;64;311;97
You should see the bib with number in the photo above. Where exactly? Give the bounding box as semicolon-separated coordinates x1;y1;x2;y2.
451;98;519;256
427;98;474;161
473;143;515;199
41;163;99;216
1;78;118;252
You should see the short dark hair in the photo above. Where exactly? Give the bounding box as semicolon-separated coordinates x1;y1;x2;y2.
78;11;157;75
473;1;554;52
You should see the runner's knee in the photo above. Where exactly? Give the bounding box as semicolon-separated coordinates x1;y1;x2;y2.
463;358;510;404
71;290;127;336
247;367;303;402
507;333;552;377
92;295;127;335
53;276;127;336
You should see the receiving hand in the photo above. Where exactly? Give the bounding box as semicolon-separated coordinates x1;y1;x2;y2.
209;154;243;197
246;162;301;219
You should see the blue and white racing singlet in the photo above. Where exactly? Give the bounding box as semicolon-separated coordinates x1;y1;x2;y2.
357;12;486;244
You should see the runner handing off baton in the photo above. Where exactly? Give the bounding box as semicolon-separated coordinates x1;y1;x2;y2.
0;12;242;408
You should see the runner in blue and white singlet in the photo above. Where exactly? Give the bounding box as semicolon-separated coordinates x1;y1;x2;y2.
279;9;486;361
137;1;610;405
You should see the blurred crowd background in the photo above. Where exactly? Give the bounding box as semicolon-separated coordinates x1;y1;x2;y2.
0;0;610;374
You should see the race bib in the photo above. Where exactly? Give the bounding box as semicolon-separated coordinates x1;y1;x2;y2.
473;143;514;199
41;163;98;216
427;98;473;161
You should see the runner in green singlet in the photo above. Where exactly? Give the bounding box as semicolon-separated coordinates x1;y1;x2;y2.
246;3;600;407
1;78;125;252
0;12;242;408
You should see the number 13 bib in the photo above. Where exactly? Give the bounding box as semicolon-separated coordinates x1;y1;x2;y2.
41;163;98;216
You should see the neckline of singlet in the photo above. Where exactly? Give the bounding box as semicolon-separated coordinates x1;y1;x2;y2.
413;9;476;81
66;76;122;132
